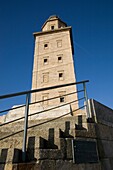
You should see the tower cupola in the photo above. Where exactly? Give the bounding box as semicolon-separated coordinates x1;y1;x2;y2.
41;15;67;32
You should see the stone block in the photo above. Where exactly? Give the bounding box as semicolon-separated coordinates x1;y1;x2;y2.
109;157;113;169
75;123;96;138
97;140;113;158
56;160;78;170
0;148;8;163
27;148;38;162
0;137;23;149
27;136;40;149
0;164;5;170
13;148;22;163
85;163;101;170
109;127;113;140
39;149;64;160
12;162;40;170
6;148;14;163
40;160;55;170
101;158;112;170
69;129;75;137
96;124;111;140
60;138;66;157
4;163;13;170
0;148;14;164
66;138;73;159
87;123;97;138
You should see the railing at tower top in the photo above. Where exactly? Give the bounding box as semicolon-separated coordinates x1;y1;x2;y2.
0;80;89;162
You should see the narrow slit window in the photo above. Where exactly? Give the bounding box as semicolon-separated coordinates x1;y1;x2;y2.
60;96;64;103
43;73;49;83
42;94;49;106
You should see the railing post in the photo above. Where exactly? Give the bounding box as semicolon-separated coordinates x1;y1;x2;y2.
22;93;30;162
83;82;90;118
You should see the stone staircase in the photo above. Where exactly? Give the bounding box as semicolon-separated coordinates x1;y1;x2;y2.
0;114;101;170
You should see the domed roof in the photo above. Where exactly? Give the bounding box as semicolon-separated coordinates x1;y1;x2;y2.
48;15;59;20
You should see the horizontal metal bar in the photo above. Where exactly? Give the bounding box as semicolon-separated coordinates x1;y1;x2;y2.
0;89;84;114
27;105;86;130
0;105;86;141
0;80;89;99
29;97;85;118
0;97;85;126
30;89;84;106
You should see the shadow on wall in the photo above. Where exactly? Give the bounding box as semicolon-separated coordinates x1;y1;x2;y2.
40;128;58;149
60;121;73;138
0;136;37;170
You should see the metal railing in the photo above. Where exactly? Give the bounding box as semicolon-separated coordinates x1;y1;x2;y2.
0;80;89;162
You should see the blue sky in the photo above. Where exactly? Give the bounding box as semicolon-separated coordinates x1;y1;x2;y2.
0;0;113;111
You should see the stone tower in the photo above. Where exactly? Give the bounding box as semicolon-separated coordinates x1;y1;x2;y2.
31;15;78;113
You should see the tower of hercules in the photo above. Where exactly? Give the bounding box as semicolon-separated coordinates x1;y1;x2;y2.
31;15;78;115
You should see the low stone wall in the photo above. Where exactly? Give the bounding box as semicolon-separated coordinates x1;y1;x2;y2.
0;104;72;123
1;161;101;170
1;99;113;170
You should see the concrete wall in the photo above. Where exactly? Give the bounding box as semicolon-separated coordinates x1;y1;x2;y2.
89;99;113;170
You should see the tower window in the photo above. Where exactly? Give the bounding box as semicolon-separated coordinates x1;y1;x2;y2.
58;56;62;61
59;91;66;103
57;54;63;63
44;43;48;49
42;93;49;106
59;73;63;78
44;58;47;63
58;71;64;80
51;26;54;30
60;96;64;103
43;57;49;65
57;40;62;48
43;73;49;83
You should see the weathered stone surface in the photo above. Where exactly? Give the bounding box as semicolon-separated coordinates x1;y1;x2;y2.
97;140;113;158
0;137;23;148
66;138;73;159
89;99;113;125
101;158;112;170
96;123;112;140
0;162;101;170
56;160;78;170
39;149;64;160
39;160;55;170
56;160;101;170
85;163;101;170
75;123;96;138
4;163;13;170
12;162;40;170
